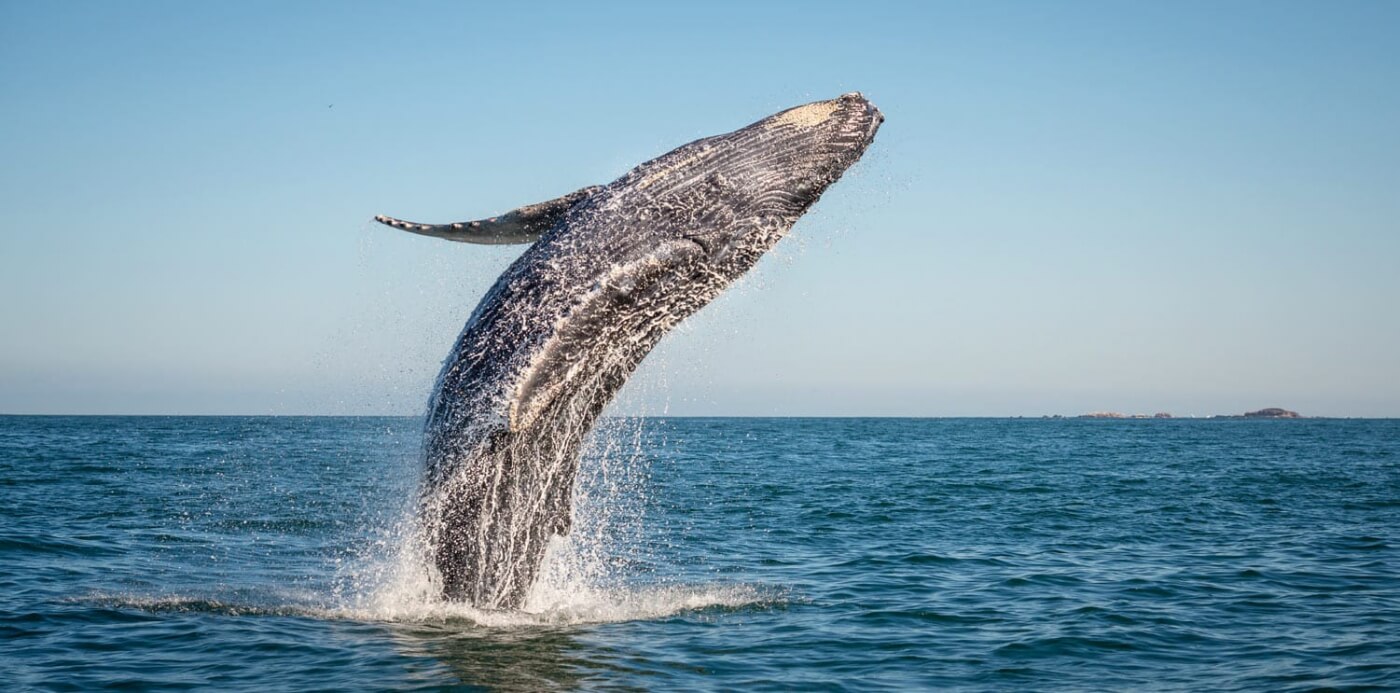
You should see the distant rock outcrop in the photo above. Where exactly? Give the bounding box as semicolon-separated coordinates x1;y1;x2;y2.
1208;407;1304;419
1242;407;1301;418
1058;408;1306;420
1076;411;1176;419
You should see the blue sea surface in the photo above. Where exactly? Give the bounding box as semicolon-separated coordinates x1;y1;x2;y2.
1;416;1397;690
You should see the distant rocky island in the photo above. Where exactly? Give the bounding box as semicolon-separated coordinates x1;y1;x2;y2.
1052;407;1305;419
1212;407;1303;419
1073;412;1175;419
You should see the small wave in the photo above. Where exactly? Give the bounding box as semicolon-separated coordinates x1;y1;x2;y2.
0;534;124;558
86;594;322;619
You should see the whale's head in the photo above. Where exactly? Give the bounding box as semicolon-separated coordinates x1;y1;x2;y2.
604;93;884;267
734;92;885;214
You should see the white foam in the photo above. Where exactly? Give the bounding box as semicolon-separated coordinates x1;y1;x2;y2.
334;580;774;628
328;518;777;627
299;416;781;628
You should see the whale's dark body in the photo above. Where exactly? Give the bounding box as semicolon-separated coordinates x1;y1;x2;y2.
376;94;882;609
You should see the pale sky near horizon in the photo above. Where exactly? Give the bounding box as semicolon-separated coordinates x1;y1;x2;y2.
2;1;1397;417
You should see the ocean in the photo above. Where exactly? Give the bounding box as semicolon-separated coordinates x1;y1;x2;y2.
1;416;1397;690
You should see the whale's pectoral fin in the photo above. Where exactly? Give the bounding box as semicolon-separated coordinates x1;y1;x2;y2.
374;185;603;245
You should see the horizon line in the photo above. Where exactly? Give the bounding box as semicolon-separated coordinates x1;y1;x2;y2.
2;413;1393;420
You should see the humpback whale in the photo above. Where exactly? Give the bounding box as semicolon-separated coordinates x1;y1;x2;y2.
376;93;883;609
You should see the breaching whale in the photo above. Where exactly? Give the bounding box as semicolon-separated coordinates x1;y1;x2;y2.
376;93;883;609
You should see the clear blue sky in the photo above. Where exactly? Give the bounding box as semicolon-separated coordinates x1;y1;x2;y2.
2;1;1397;417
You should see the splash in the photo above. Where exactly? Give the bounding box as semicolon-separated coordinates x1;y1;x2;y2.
321;417;779;627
